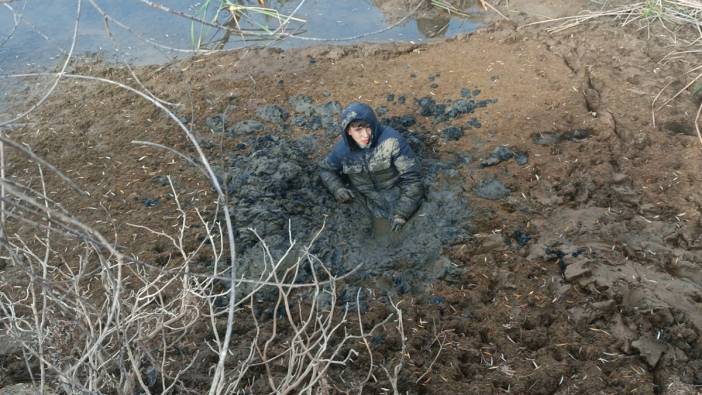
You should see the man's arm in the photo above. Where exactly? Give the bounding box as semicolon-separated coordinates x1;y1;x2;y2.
319;147;350;201
391;135;424;220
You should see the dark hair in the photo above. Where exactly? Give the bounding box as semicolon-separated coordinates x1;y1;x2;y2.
348;120;371;129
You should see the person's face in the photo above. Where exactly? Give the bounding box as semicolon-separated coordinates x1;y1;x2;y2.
347;124;372;148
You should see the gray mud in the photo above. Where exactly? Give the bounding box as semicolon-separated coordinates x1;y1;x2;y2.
219;132;472;299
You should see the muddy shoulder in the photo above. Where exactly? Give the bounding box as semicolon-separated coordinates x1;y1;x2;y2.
7;17;702;393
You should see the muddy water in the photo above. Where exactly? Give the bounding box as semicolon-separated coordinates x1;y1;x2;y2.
0;1;482;71
0;0;483;114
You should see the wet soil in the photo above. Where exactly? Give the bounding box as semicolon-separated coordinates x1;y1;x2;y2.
2;2;702;393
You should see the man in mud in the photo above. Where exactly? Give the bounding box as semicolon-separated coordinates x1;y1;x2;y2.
320;102;424;232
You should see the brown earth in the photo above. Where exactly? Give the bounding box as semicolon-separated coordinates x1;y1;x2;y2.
2;2;702;394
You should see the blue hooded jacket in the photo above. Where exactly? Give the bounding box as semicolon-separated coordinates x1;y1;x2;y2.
319;103;424;220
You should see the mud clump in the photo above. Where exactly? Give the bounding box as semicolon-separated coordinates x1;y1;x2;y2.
415;91;496;124
256;104;289;124
441;126;464;140
287;95;341;135
480;145;528;167
473;177;511;200
205;114;227;132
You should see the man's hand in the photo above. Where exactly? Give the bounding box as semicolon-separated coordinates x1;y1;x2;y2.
334;188;354;203
391;216;406;232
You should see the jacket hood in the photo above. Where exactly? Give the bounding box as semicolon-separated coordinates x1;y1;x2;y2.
340;102;381;150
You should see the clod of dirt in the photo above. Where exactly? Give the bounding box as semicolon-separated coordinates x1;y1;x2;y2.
473;177;511;200
206;114;227;132
441;126;464;140
662;120;695;136
415;94;495;124
632;336;667;368
256;104;289;124
465;117;482;129
480;145;514;167
381;116;417;139
288;95;317;115
375;105;388;116
287;96;341;135
228;119;264;136
564;260;591;281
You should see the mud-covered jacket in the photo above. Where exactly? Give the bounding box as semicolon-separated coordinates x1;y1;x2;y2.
319;103;424;220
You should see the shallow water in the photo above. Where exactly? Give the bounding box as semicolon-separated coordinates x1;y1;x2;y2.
0;0;484;114
0;0;483;72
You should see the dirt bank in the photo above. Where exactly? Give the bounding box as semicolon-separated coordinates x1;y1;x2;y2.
2;4;702;393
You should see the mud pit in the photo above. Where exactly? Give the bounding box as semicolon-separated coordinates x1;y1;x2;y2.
3;8;702;395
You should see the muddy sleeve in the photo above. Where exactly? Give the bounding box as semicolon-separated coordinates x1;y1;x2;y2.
319;149;346;195
392;136;424;219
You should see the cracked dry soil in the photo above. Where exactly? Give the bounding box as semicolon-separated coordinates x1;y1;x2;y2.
2;13;702;395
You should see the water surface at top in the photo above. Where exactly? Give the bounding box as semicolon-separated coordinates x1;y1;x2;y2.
0;0;484;71
0;0;485;114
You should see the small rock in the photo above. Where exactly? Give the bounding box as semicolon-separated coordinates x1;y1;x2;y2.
460;87;471;97
632;336;667;368
143;198;160;207
145;366;158;387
